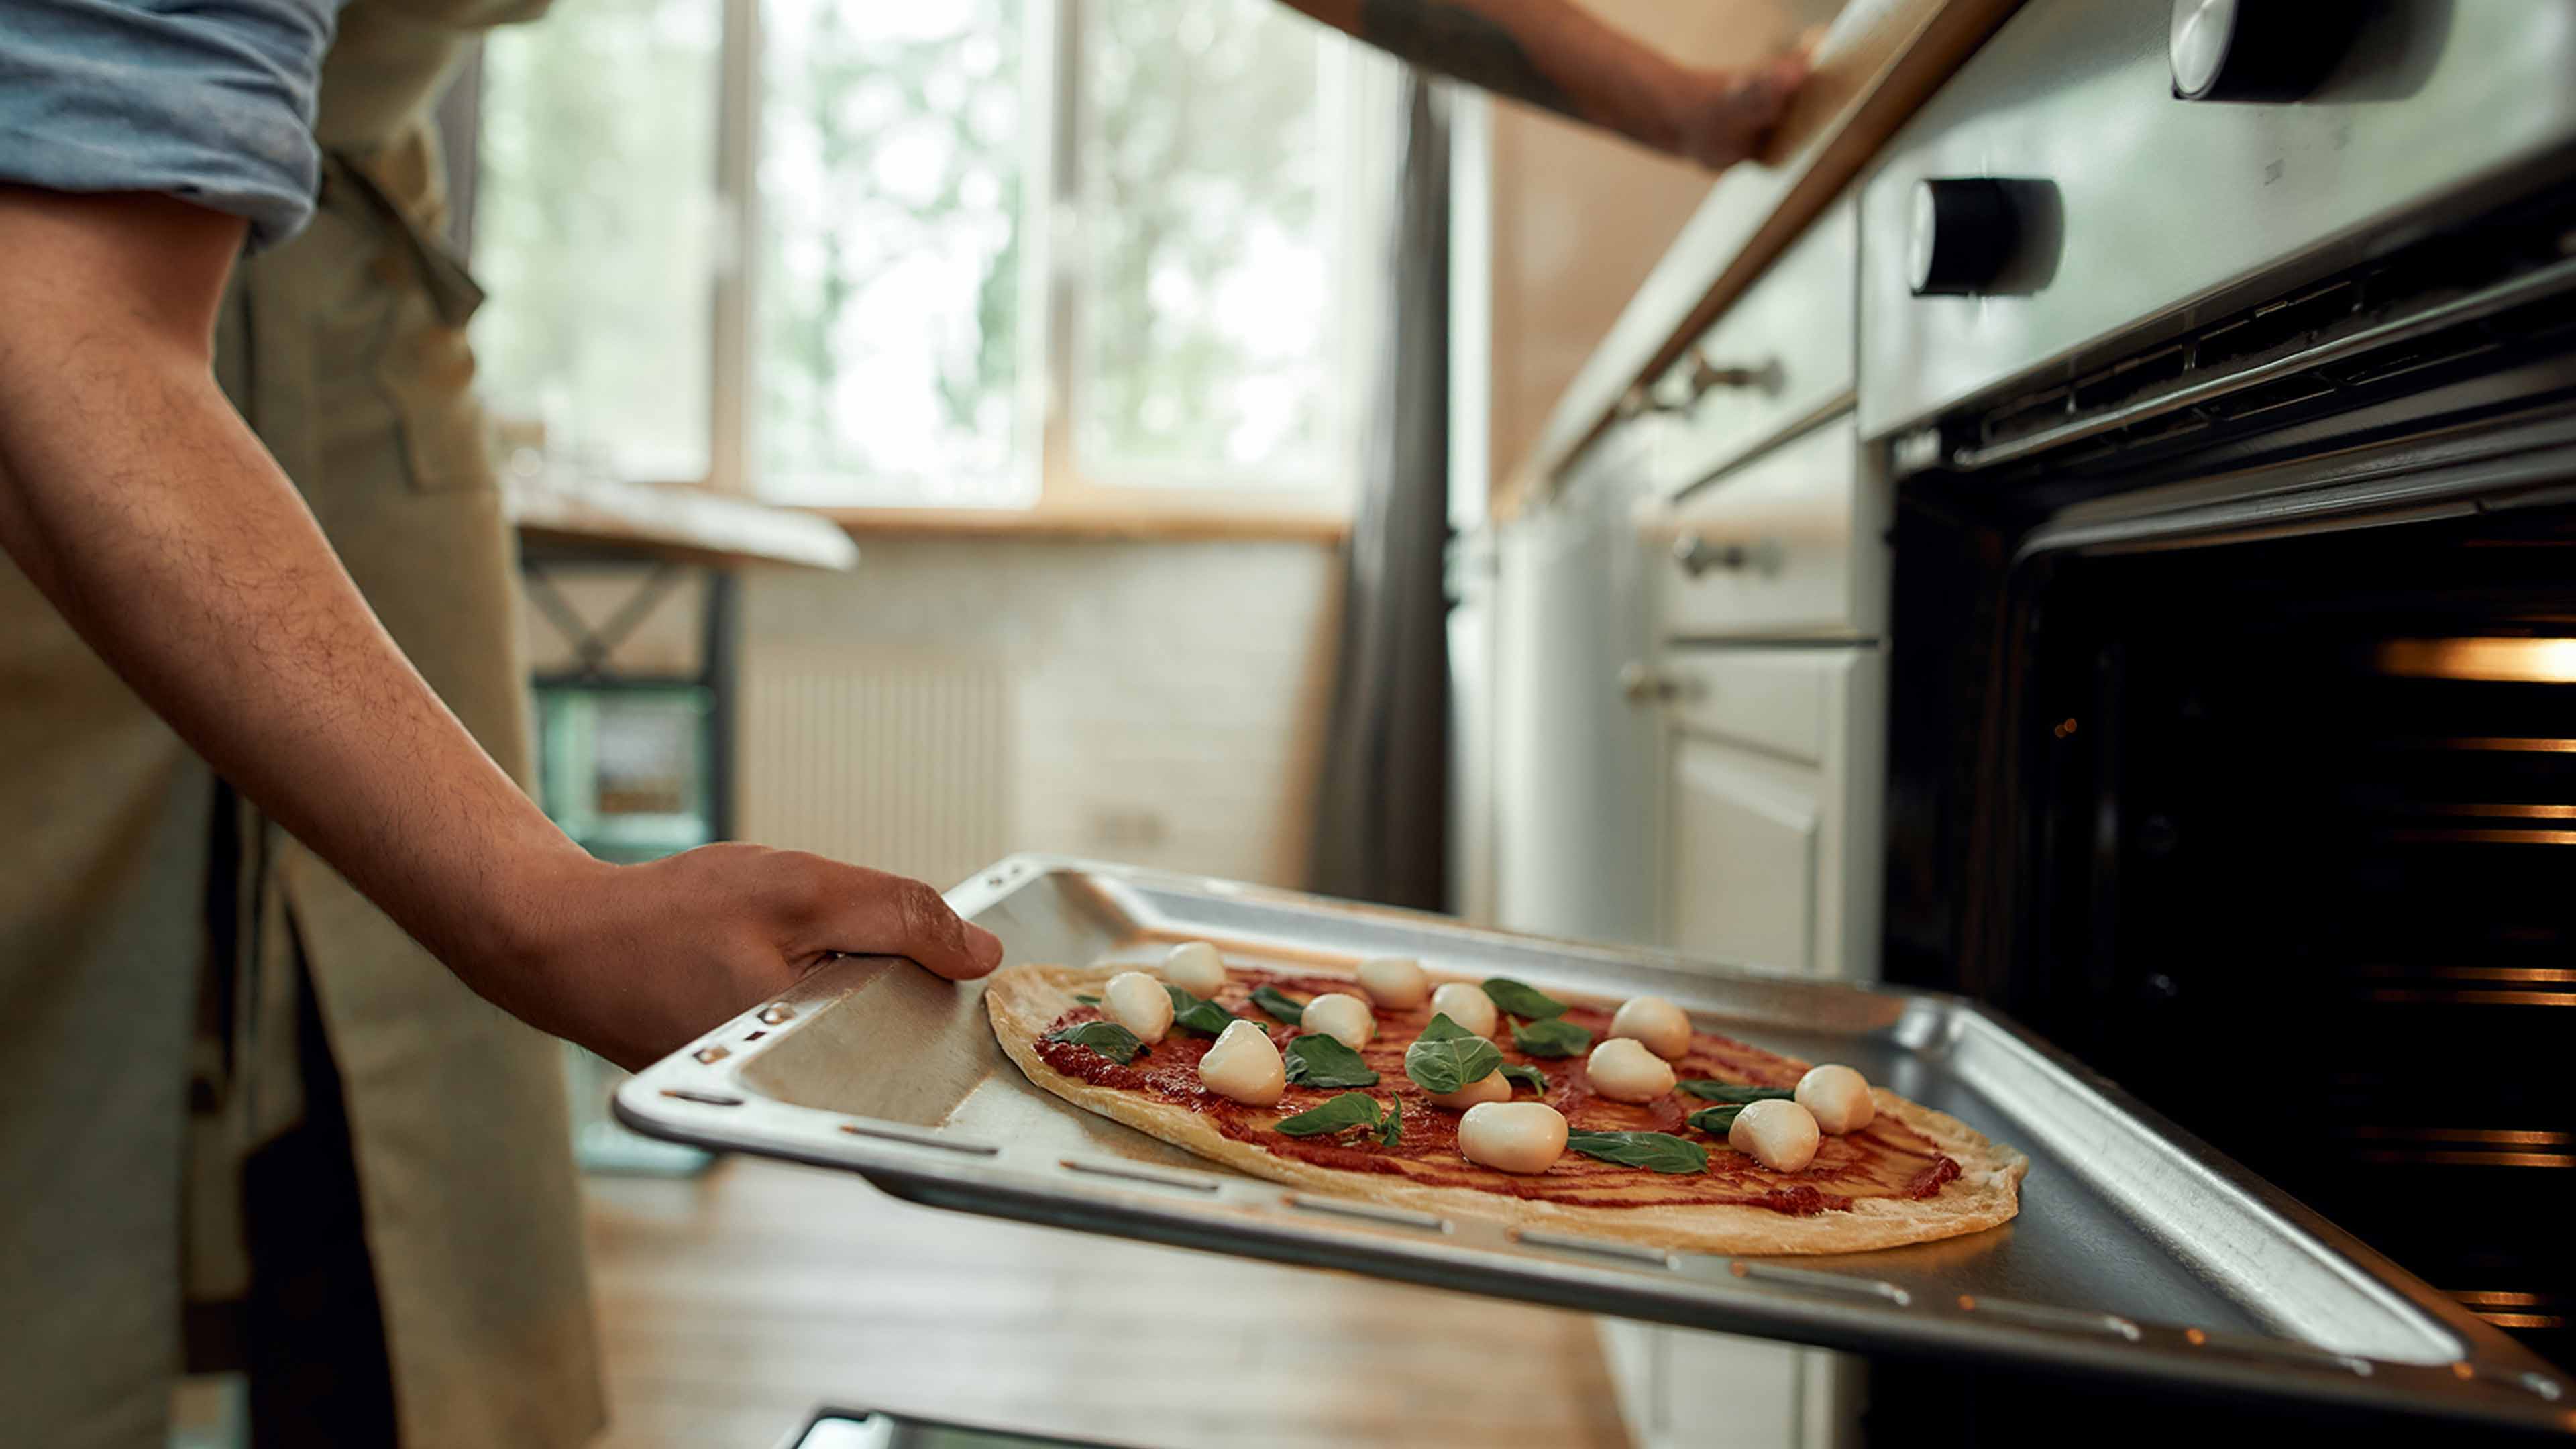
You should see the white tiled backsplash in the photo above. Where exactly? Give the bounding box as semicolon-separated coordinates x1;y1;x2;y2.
736;535;1344;892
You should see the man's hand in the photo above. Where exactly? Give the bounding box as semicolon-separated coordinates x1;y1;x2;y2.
0;186;996;1070
501;846;1002;1071
1660;54;1809;171
1279;0;1805;170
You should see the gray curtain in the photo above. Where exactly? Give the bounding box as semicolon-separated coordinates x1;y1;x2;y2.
1308;76;1450;910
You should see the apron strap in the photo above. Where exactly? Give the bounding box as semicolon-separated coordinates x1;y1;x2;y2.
320;151;488;328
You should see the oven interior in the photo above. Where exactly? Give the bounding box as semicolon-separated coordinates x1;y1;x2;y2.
1878;455;2576;1445
1873;168;2576;1435
2014;508;2575;1371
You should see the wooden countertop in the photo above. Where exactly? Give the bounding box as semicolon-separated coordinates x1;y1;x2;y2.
506;476;1348;568
1513;0;2025;504
506;474;861;571
819;502;1348;545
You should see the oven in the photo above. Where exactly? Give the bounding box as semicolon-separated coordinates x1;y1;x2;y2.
1861;1;2576;1436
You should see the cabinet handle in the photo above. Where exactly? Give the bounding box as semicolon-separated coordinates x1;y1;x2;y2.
1616;384;1685;421
1671;533;1784;578
1617;661;1674;706
1686;351;1771;400
1615;352;1774;421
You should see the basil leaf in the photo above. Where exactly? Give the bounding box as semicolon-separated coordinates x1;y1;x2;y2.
1481;977;1568;1020
1275;1092;1383;1138
1072;994;1100;1006
1250;984;1307;1025
1565;1130;1709;1174
1044;1020;1143;1065
1283;1032;1380;1088
1678;1081;1794;1104
1374;1100;1403;1148
1404;1031;1503;1095
1499;1062;1550;1094
1511;1017;1593;1058
1687;1104;1748;1136
1417;1012;1477;1042
1163;984;1241;1037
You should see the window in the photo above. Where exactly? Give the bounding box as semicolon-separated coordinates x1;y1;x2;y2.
473;0;724;486
473;0;1394;515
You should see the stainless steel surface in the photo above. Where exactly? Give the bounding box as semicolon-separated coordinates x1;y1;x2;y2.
617;857;2574;1432
1941;253;2576;473
1644;414;1886;643
1858;0;2576;437
1654;197;1858;496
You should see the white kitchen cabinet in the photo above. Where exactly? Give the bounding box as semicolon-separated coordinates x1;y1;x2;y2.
1665;733;1819;971
1648;645;1886;981
1601;643;1883;1449
1489;429;1668;950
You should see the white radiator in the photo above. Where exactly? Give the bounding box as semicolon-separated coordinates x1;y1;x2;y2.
735;646;1012;890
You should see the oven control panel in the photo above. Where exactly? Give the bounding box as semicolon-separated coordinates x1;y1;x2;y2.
2167;0;2367;103
1858;0;2576;439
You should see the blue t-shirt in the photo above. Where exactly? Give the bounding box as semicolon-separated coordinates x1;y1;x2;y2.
0;0;344;250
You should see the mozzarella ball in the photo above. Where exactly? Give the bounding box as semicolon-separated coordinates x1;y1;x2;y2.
1356;956;1430;1009
1795;1064;1876;1135
1424;1071;1510;1111
1301;992;1375;1050
1428;981;1497;1037
1609;994;1693;1060
1197;1019;1285;1106
1101;971;1173;1044
1161;941;1228;996
1458;1102;1569;1175
1586;1037;1678;1104
1729;1098;1822;1173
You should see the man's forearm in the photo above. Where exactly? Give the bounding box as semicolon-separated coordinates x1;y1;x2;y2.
0;190;586;988
1281;0;1689;151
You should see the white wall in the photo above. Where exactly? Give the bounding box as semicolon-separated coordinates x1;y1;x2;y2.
735;535;1344;891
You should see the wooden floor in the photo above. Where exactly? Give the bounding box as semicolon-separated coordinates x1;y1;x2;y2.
584;1157;1633;1449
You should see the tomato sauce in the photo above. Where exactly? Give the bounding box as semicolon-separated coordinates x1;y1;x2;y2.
1034;967;1962;1216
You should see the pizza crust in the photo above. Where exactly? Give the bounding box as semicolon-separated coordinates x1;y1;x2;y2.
984;962;2028;1256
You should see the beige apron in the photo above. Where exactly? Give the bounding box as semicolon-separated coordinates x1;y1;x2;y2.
0;1;602;1444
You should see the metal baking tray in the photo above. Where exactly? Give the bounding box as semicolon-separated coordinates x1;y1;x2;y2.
618;857;2572;1433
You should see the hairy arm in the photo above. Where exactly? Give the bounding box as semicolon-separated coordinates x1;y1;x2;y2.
0;189;997;1069
1277;0;1803;168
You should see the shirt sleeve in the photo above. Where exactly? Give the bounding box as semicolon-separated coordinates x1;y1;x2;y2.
0;0;339;250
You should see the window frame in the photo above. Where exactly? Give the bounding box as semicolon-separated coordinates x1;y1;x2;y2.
682;0;1391;523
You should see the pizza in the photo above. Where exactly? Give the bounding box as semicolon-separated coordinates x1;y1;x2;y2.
984;949;2028;1255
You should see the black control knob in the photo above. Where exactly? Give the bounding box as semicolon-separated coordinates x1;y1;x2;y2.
2169;0;2364;103
1907;178;2021;297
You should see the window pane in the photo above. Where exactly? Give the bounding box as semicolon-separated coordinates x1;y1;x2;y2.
755;0;1028;507
1076;0;1338;488
474;0;720;484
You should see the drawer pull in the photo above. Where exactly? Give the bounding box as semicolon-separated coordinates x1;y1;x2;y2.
1672;533;1783;578
1617;383;1686;421
1619;662;1707;707
1619;661;1675;706
1686;352;1774;400
1616;354;1777;421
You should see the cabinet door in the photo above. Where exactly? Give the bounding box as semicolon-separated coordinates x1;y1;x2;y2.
1664;735;1819;971
1651;646;1884;981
